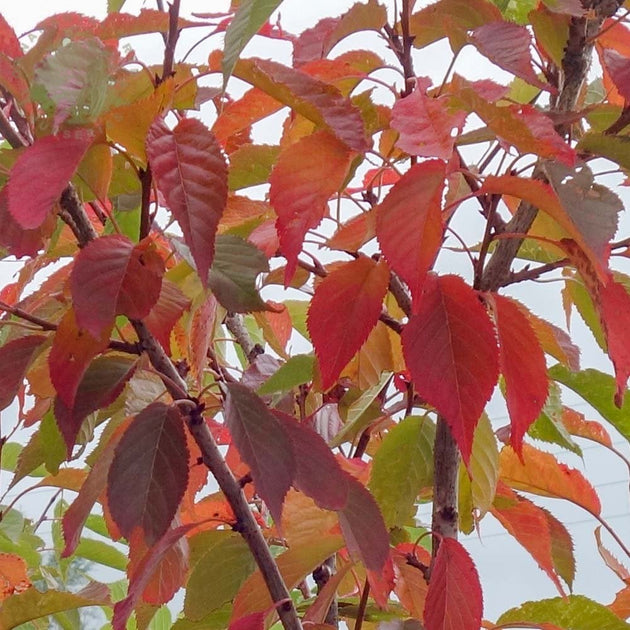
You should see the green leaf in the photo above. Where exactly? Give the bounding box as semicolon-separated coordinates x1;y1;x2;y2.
498;594;630;629
459;413;499;534
528;382;582;456
228;144;280;191
172;605;232;630
222;0;283;87
75;537;128;572
1;442;22;472
369;415;435;528
564;277;606;350
549;365;630;442
185;531;256;620
108;0;127;12
209;235;270;312
0;584;111;628
258;354;315;395
578;132;630;173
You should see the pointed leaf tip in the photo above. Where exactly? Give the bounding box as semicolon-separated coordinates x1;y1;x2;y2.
147;117;227;286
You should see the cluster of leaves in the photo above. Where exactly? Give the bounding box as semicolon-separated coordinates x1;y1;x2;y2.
1;0;630;629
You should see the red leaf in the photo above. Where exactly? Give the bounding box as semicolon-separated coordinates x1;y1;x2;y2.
224;383;295;524
337;475;389;572
602;48;630;101
500;443;601;515
560;406;612;448
62;419;131;556
71;235;164;339
270;130;354;283
7;131;92;229
143;279;191;354
491;482;567;594
597;275;630;405
113;523;196;630
48;308;111;408
0;14;22;58
0;335;45;411
54;355;138;455
276;412;349;510
423;538;483;630
487;294;549;454
527;312;580;371
188;294;218;386
147;117;228;286
0;188;52;258
234;57;369;152
376;161;445;308
471;21;555;92
391;79;465;159
108;403;189;544
97;9;199;39
402;275;499;463
307;257;390;390
229;611;266;630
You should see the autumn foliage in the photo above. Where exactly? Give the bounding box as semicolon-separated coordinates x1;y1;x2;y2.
1;0;630;629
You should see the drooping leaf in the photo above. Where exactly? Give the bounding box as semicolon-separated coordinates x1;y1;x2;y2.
48;308;111;408
185;531;256;620
337;477;389;572
544;162;621;264
208;234;270;312
549;364;630;442
147;117;228;286
224;383;295;524
308;257;390;390
470;21;554;91
560;406;613;448
222;0;283;86
391;79;466;159
376;161;445;308
402;274;499;463
108;403;189;544
459;413;499;533
269;130;354;283
370;415;436;528
233;57;369;152
7;131;92;229
54;355;137;455
0;335;45;411
491;482;568;593
487;294;548;454
71;235;164;338
499;443;601;515
498;595;630;630
423;538;483;630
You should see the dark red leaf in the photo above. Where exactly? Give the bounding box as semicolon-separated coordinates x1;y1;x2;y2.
376;161;445;308
7;131;92;229
234;57;369;152
276;411;349;510
108;403;189;544
337;474;389;571
391;79;465;159
0;335;45;411
48;308;111;408
402;274;499;463
307;257;390;390
423;538;483;630
54;355;138;455
269;130;354;283
0;188;52;258
71;235;164;338
143;279;190;354
147;117;228;286
224;383;295;524
487;294;549;455
471;21;555;92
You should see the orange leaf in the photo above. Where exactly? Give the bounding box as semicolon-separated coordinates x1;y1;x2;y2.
499;443;601;515
308;257;390;390
0;553;31;601
402;274;499;463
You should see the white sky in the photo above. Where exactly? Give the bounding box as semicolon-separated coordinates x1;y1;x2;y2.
2;0;630;624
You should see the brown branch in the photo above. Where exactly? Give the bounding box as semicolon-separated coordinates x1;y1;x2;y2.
0;105;27;148
139;168;153;240
162;0;181;82
225;313;262;363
